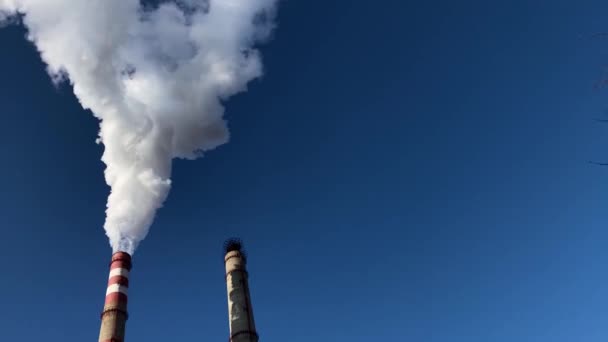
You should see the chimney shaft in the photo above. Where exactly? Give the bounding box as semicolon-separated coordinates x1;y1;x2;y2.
99;252;132;342
224;240;259;342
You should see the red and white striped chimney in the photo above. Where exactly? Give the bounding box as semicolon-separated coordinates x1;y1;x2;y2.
99;251;132;342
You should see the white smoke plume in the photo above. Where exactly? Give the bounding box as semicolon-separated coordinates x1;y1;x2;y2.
0;0;277;254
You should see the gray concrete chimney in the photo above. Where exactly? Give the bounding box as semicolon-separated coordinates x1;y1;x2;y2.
224;239;259;342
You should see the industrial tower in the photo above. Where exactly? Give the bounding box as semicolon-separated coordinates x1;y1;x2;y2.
224;239;259;342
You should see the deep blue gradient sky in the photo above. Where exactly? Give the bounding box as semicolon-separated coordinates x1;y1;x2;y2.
1;1;608;341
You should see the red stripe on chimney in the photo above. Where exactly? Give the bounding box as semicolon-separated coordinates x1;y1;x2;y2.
105;292;128;305
108;276;129;287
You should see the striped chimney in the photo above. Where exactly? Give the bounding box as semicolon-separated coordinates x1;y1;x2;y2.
99;252;132;342
224;239;259;342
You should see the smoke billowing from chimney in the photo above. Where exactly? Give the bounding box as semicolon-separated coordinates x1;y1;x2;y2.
0;0;278;254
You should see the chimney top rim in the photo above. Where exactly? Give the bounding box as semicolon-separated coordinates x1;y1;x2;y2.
223;238;247;261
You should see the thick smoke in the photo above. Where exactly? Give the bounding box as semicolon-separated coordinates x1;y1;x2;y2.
0;0;277;254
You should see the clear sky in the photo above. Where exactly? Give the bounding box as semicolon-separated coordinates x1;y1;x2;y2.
1;1;608;341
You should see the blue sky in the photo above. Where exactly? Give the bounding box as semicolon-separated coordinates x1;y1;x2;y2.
1;1;608;341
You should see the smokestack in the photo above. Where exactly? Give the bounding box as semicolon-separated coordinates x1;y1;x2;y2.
224;239;259;342
99;252;132;342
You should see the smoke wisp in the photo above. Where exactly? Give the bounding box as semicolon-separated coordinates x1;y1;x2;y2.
0;0;277;254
